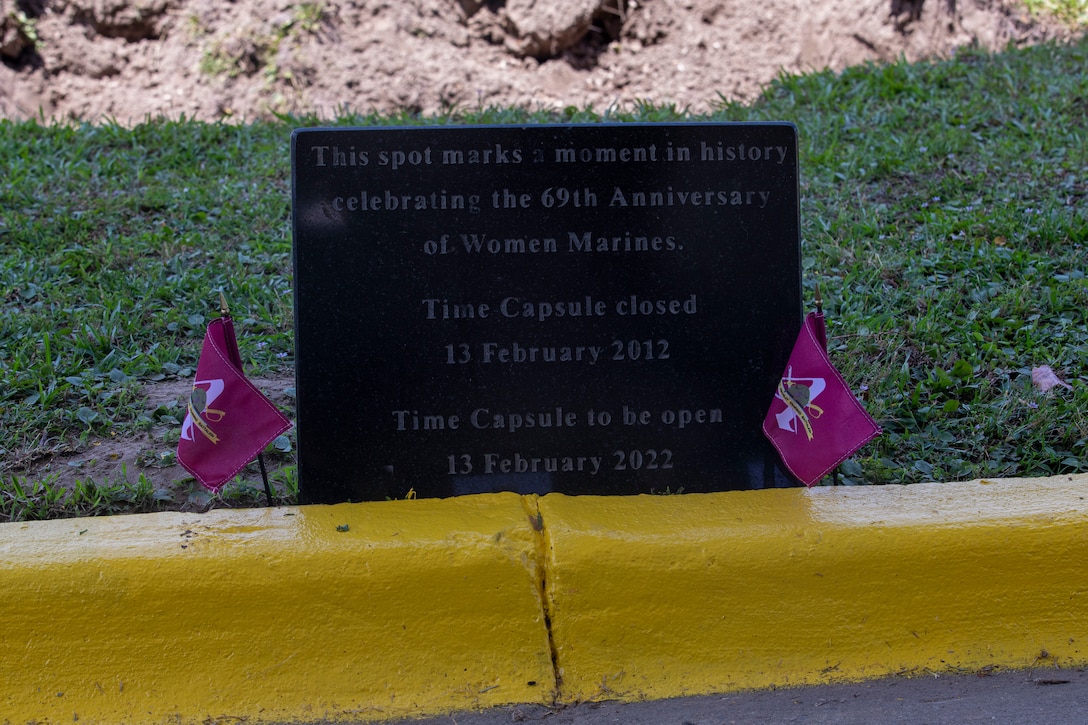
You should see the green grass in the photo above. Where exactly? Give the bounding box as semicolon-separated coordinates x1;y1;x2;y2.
734;42;1088;484
1;37;1086;519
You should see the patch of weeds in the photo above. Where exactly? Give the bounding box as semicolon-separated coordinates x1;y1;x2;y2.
198;2;332;85
292;2;328;35
261;3;333;89
274;465;299;500
136;448;177;468
67;471;173;517
199;42;245;78
0;475;68;521
0;470;171;522
1022;0;1088;27
184;13;209;40
1;9;43;61
178;460;298;510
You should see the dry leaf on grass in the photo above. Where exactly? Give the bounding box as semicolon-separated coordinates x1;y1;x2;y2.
1031;365;1073;392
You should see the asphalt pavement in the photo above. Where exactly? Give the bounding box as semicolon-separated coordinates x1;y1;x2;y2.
377;667;1088;725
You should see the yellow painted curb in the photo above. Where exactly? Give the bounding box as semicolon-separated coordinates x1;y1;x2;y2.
538;474;1088;702
0;492;554;724
2;475;1086;723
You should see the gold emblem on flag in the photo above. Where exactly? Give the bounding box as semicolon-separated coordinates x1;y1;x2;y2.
777;376;824;442
187;385;226;444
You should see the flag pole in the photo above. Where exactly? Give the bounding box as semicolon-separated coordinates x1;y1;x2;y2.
257;454;274;506
814;284;842;486
220;292;276;507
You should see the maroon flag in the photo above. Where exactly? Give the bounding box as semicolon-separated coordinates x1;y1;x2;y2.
177;317;292;492
763;312;880;487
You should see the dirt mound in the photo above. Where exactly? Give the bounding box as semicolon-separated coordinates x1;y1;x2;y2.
0;0;1072;123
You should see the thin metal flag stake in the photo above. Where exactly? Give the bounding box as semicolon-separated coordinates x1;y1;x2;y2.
219;293;276;507
813;284;842;486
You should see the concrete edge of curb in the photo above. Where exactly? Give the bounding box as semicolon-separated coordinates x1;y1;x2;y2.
1;474;1086;723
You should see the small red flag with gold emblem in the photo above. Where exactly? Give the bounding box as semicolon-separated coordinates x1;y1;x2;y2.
177;316;292;492
763;311;880;486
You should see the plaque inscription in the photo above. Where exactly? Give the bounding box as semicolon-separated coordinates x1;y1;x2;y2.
292;123;801;503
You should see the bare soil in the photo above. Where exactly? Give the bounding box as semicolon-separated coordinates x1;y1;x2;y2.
0;0;1073;124
0;0;1074;508
11;374;297;512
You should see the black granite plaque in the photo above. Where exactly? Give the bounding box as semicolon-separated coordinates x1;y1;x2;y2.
292;123;801;503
